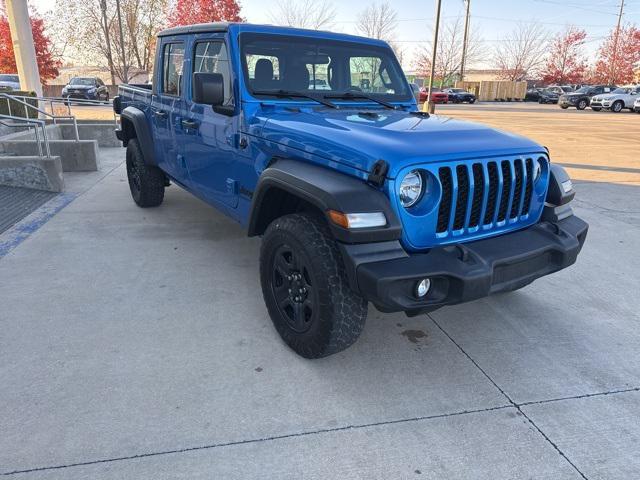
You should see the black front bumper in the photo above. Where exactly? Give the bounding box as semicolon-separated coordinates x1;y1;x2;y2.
340;214;588;314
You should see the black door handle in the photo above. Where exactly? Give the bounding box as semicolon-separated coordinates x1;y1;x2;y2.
181;119;199;129
153;110;168;119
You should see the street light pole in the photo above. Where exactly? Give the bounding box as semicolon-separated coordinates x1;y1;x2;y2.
423;0;443;114
115;0;129;84
5;0;42;96
459;0;471;84
610;0;625;84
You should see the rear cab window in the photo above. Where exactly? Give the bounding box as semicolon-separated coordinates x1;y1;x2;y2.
162;42;185;96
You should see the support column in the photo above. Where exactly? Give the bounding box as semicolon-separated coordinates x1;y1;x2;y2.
5;0;43;96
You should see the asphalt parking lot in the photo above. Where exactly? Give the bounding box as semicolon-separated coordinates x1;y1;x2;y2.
1;103;639;478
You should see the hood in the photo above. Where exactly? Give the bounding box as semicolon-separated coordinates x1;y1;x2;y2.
258;107;544;178
564;92;588;98
65;85;94;90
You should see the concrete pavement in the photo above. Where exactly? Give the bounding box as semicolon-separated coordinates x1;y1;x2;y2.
1;145;639;478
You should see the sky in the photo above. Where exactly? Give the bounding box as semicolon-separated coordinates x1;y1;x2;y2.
29;0;640;69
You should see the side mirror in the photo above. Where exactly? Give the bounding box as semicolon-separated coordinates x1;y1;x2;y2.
193;72;224;106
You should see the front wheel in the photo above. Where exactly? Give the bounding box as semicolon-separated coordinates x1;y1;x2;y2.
612;101;623;113
260;213;368;358
577;99;588;110
560;105;569;109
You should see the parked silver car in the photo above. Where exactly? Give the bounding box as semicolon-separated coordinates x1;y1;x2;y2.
590;87;640;112
0;74;20;91
634;96;640;113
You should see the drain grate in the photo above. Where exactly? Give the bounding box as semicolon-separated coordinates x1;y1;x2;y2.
0;186;58;235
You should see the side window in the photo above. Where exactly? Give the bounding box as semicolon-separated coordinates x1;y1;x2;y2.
162;42;185;96
193;41;233;105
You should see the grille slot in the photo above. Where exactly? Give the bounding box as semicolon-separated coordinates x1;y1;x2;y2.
435;157;538;237
484;162;499;225
453;165;469;230
510;159;524;218
436;167;453;233
523;158;534;214
469;163;484;227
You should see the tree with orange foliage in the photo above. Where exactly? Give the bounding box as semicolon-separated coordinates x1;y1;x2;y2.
593;25;640;85
0;10;61;84
167;0;243;28
541;27;587;85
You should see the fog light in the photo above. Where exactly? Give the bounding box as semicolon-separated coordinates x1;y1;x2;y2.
416;278;431;298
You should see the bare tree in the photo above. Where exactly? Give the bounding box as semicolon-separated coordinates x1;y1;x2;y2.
268;0;336;30
53;0;167;83
414;18;484;86
492;22;549;81
356;2;397;42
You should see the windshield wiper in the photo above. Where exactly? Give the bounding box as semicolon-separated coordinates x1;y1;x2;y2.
324;92;400;110
252;89;338;109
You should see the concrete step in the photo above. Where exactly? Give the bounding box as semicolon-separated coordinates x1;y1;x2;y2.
0;155;64;192
0;140;98;172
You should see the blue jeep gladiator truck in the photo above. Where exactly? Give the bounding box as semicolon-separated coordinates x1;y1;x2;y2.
114;23;588;358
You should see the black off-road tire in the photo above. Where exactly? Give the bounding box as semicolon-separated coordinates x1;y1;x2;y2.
260;213;368;358
577;99;588;110
126;138;165;207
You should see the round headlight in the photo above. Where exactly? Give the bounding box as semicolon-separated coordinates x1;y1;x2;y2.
399;170;423;208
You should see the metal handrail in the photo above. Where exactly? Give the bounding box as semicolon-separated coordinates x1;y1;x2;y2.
0;93;81;141
4;94;117;127
0;114;51;158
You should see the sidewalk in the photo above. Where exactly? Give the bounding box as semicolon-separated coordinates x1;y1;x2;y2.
0;148;638;479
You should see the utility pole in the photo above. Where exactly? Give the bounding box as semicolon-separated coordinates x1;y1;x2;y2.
423;0;443;114
5;0;42;96
459;0;471;85
115;0;129;84
610;0;624;84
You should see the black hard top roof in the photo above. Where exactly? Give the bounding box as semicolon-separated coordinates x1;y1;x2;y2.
158;22;231;37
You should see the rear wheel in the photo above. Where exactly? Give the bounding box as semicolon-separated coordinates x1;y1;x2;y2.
612;100;624;113
577;99;588;110
560;105;569;109
126;138;165;207
260;213;368;358
591;107;602;111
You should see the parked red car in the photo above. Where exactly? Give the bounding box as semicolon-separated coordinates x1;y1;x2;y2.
419;87;449;103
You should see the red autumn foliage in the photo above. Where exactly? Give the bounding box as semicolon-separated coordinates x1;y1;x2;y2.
0;12;61;84
167;0;243;28
541;27;587;85
592;25;640;85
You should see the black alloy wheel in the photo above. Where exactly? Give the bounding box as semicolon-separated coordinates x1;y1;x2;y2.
270;244;316;333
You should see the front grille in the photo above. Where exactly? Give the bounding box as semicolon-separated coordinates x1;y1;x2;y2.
435;157;540;236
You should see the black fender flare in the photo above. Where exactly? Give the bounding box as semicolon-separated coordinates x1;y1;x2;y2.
248;159;402;244
119;106;157;166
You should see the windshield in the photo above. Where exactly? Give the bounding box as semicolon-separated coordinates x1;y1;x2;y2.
611;88;628;94
69;78;95;86
0;74;19;82
575;87;591;94
240;33;411;102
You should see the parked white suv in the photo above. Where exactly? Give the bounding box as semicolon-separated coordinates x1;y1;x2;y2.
634;96;640;114
590;86;640;112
